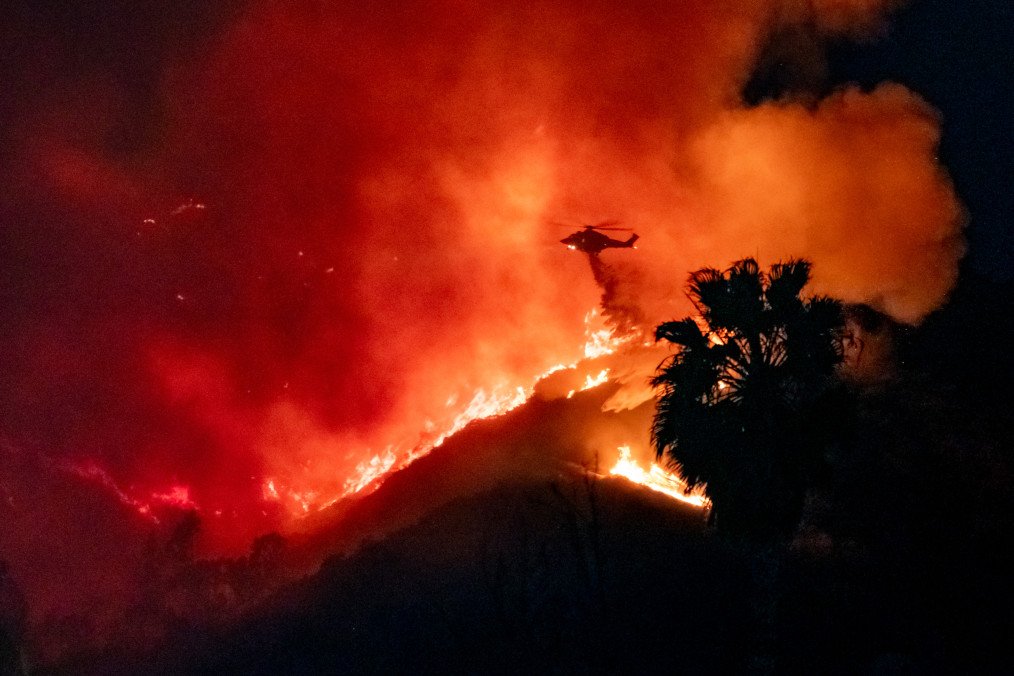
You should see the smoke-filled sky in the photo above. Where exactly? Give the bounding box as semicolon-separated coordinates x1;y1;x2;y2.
0;0;1007;622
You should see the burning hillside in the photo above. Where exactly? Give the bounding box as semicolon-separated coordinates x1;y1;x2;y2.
0;0;967;664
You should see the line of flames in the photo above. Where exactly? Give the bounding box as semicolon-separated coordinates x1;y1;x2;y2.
608;445;710;509
264;308;629;514
71;308;705;521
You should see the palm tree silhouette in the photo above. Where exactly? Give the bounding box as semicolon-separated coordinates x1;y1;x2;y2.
651;258;843;539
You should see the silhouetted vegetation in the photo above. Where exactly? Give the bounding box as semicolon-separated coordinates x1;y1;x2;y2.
652;258;844;540
647;260;1014;672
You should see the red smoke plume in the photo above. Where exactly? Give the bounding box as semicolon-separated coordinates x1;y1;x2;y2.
1;0;961;629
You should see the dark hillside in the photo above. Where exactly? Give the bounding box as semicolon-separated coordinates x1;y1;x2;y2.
288;386;655;565
115;477;749;674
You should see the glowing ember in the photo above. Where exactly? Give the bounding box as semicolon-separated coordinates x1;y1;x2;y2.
171;198;206;216
609;445;710;509
263;479;280;501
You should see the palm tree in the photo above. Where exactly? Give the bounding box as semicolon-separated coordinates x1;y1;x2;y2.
651;258;843;539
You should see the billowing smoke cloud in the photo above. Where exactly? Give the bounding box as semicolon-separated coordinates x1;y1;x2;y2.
1;0;962;629
678;83;964;323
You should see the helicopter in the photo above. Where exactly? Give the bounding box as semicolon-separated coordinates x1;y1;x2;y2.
555;220;639;255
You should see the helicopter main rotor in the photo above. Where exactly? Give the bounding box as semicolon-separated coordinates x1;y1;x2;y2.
548;219;632;232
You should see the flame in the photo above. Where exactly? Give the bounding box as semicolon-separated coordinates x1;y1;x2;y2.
67;300;634;523
431;386;529;450
260;313;625;516
341;448;398;496
609;445;710;509
583;309;626;358
582;368;610;390
75;313;691;527
567;367;611;399
67;461;198;522
70;307;641;526
260;383;535;515
326;313;623;501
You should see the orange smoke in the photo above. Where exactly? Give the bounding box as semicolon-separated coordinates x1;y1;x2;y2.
148;0;959;544
0;0;963;626
682;83;963;323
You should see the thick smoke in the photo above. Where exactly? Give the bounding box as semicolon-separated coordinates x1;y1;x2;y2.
1;0;962;629
678;83;964;323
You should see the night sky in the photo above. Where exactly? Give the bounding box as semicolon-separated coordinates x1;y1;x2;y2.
827;0;1012;278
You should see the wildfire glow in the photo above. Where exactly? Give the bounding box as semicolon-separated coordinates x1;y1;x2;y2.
567;367;612;398
583;309;626;358
341;448;398;497
68;461;198;522
0;0;970;642
76;305;638;526
259;383;535;515
609;445;710;509
261;314;624;517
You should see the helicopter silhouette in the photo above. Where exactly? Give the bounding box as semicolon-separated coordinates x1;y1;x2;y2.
555;220;639;255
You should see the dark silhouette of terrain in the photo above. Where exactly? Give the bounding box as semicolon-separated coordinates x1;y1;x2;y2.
126;479;750;674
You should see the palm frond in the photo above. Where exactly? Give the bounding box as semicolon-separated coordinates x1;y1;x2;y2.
655;318;707;351
726;258;765;333
730;257;761;278
804;295;844;330
767;259;811;317
687;268;731;328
